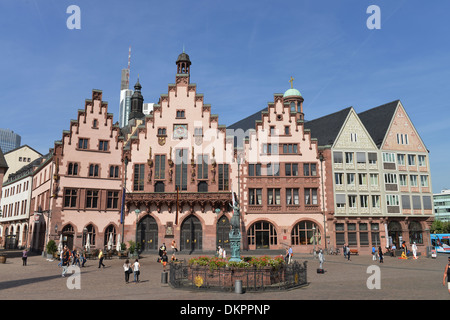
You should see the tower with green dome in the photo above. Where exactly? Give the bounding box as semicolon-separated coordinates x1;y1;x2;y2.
284;76;304;120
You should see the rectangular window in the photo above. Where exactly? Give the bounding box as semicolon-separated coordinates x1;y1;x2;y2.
348;195;357;208
382;152;395;163
64;189;77;208
360;195;369;208
397;154;405;166
368;153;377;164
335;173;344;185
399;174;408;186
99;140;109;151
371;195;380;208
107;191;119;209
384;173;397;184
267;188;281;205
67;163;79;176
347;173;355;185
86;190;99;208
78;138;88;150
420;175;429;187
175;149;188;191
370;173;379;186
356;152;366;164
155;155;166;180
133;164;145;191
333;152;343;164
401;195;411;209
197;154;209;179
286;188;299;205
305;188;318;205
218;164;229;191
89;164;99;177
410;175;418;187
408;154;416;166
335;194;346;208
109;165;119;178
386;194;399;206
249;188;262;205
345;152;354;164
358;173;367;186
418;155;426;167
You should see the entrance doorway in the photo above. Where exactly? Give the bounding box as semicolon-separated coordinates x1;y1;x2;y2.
388;221;402;248
180;215;202;252
137;215;158;251
216;215;230;250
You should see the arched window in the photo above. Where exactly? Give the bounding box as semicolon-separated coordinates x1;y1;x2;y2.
409;221;423;245
104;225;117;249
247;221;277;249
291;220;321;245
83;224;96;246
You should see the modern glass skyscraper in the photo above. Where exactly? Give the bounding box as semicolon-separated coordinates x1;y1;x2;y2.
0;129;21;153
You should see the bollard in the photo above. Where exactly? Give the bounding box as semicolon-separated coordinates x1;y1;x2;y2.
161;271;168;284
235;280;243;294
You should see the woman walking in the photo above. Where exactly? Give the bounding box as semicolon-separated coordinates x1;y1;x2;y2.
123;259;132;283
133;259;141;283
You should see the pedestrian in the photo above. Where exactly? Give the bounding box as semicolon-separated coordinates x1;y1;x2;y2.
133;259;141;283
378;246;384;263
443;257;450;294
222;248;226;259
62;246;70;277
346;246;351;261
123;259;132;283
159;243;166;258
81;251;87;267
218;246;223;258
98;249;105;268
22;248;28;266
318;249;324;270
171;240;178;254
372;246;376;261
412;242;418;259
161;251;168;272
288;246;293;264
343;244;347;259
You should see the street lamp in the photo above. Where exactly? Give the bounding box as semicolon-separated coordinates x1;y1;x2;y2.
312;225;316;258
134;208;140;257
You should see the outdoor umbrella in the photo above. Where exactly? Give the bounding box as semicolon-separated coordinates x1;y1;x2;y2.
85;234;90;252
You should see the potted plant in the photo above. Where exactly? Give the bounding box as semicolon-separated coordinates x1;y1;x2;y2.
46;240;58;259
0;253;6;264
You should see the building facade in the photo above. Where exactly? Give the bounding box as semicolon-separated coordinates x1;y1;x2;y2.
3;145;42;182
10;51;434;256
434;190;450;222
0;128;21;154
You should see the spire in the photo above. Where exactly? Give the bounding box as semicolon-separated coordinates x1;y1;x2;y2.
128;78;144;121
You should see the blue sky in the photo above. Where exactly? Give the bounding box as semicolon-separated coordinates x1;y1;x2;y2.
0;0;449;192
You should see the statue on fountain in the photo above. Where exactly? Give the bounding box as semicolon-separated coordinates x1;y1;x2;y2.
228;192;242;262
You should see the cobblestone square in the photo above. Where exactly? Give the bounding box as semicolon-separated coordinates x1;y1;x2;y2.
1;250;448;302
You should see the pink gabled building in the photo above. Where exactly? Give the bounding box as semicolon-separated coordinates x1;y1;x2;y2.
122;52;235;252
34;90;126;252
